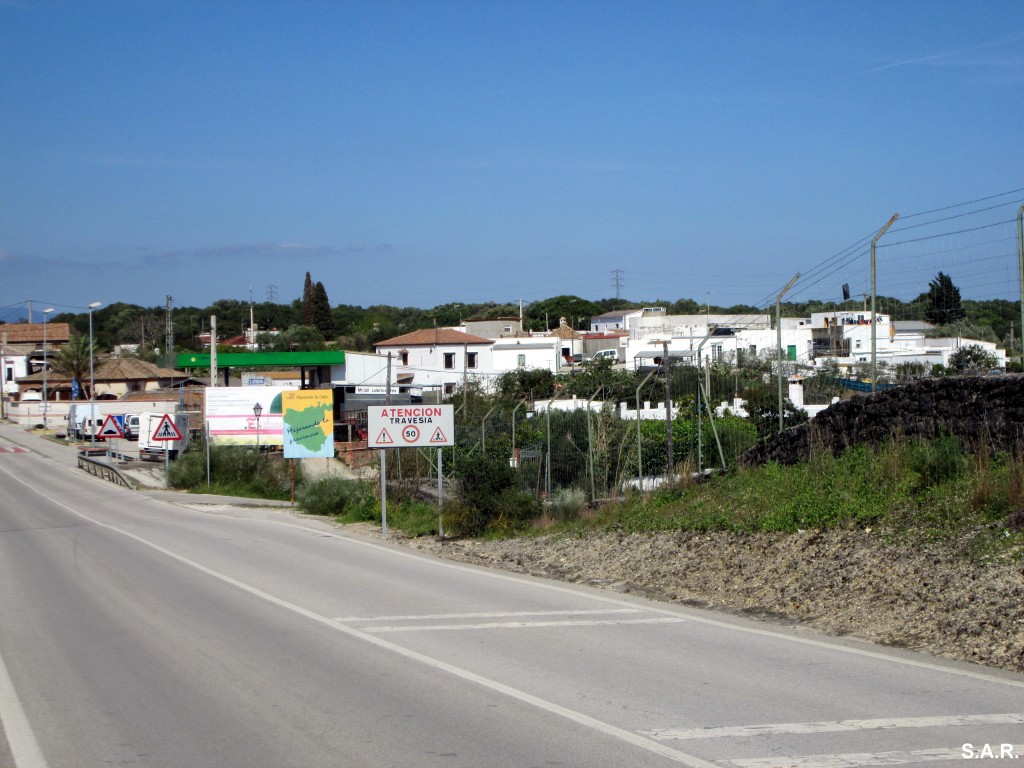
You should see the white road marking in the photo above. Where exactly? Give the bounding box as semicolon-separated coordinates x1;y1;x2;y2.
365;617;688;632
725;746;1024;768
0;643;48;768
181;504;1024;693
644;712;1024;740
2;465;721;768
725;747;958;768
337;608;644;621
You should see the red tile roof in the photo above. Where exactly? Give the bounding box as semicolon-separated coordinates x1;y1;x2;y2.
375;328;493;347
0;322;71;344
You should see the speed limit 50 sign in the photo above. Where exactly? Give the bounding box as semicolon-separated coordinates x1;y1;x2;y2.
367;405;455;448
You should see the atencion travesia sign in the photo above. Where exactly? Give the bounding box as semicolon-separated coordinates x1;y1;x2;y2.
367;405;454;448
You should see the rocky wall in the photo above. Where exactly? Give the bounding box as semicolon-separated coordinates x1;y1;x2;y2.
742;374;1024;467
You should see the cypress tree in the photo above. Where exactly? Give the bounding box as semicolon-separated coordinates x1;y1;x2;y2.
924;272;965;325
301;272;314;326
313;281;333;336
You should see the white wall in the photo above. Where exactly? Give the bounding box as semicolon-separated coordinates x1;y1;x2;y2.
375;344;494;392
491;339;561;375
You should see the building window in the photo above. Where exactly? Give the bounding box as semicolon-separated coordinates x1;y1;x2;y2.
444;383;455;395
517;354;526;368
503;325;513;334
467;352;478;369
400;352;408;365
443;352;455;369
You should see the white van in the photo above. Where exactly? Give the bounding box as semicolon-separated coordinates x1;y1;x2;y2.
591;349;620;363
123;414;140;440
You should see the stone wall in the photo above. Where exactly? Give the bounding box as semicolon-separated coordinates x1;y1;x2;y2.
742;374;1024;467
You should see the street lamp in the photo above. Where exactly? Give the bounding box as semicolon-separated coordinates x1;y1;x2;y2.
88;302;102;448
42;307;54;430
253;402;263;453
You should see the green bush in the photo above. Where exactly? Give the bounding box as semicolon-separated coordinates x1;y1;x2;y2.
298;476;375;518
441;498;488;538
447;454;544;536
908;435;964;491
169;446;298;500
548;487;587;522
389;500;441;538
487;488;543;535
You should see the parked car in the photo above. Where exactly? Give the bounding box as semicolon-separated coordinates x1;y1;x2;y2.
590;349;620;363
123;414;140;441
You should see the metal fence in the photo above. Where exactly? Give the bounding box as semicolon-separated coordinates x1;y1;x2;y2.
384;365;781;501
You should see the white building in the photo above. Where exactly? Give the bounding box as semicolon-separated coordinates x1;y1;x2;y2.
589;308;646;334
374;328;494;396
617;309;1006;373
491;337;563;377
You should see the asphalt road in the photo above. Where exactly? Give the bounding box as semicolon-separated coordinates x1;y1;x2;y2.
0;424;1022;768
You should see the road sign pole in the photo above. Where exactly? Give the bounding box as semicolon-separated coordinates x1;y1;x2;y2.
380;448;388;538
437;448;443;538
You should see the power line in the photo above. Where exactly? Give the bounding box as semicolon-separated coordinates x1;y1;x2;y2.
898;185;1024;220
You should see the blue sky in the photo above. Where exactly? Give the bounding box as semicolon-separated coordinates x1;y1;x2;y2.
2;0;1023;319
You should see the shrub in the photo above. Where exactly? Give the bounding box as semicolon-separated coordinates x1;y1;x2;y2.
443;456;542;537
389;500;441;538
298;477;375;518
486;488;543;536
168;446;297;500
908;435;964;491
548;487;587;522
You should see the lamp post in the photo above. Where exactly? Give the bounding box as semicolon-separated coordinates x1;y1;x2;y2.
42;307;54;430
253;402;263;453
88;301;102;448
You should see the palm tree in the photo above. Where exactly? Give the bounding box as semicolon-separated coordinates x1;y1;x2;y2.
51;334;97;399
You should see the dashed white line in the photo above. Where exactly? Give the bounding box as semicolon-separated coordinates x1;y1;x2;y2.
364;617;688;632
644;713;1024;741
724;747;956;768
337;608;644;622
724;746;1023;768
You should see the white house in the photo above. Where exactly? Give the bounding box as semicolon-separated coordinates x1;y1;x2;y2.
374;328;494;395
491;337;563;376
1;343;30;404
615;309;1006;374
589;308;646;334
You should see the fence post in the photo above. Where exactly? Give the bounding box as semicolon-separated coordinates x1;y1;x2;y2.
586;388;602;501
635;370;656;492
545;404;552;498
481;405;497;455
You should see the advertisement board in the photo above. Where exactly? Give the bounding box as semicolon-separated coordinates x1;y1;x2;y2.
281;390;334;459
205;386;295;446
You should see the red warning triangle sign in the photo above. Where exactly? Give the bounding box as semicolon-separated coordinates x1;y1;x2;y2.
375;428;394;445
429;427;448;443
99;415;123;438
152;414;183;441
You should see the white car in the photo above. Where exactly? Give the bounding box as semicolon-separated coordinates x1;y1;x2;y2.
591;349;620;363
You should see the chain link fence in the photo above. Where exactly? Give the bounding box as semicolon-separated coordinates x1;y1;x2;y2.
382;365;796;502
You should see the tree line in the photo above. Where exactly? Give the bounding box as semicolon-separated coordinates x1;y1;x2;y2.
17;271;1017;357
